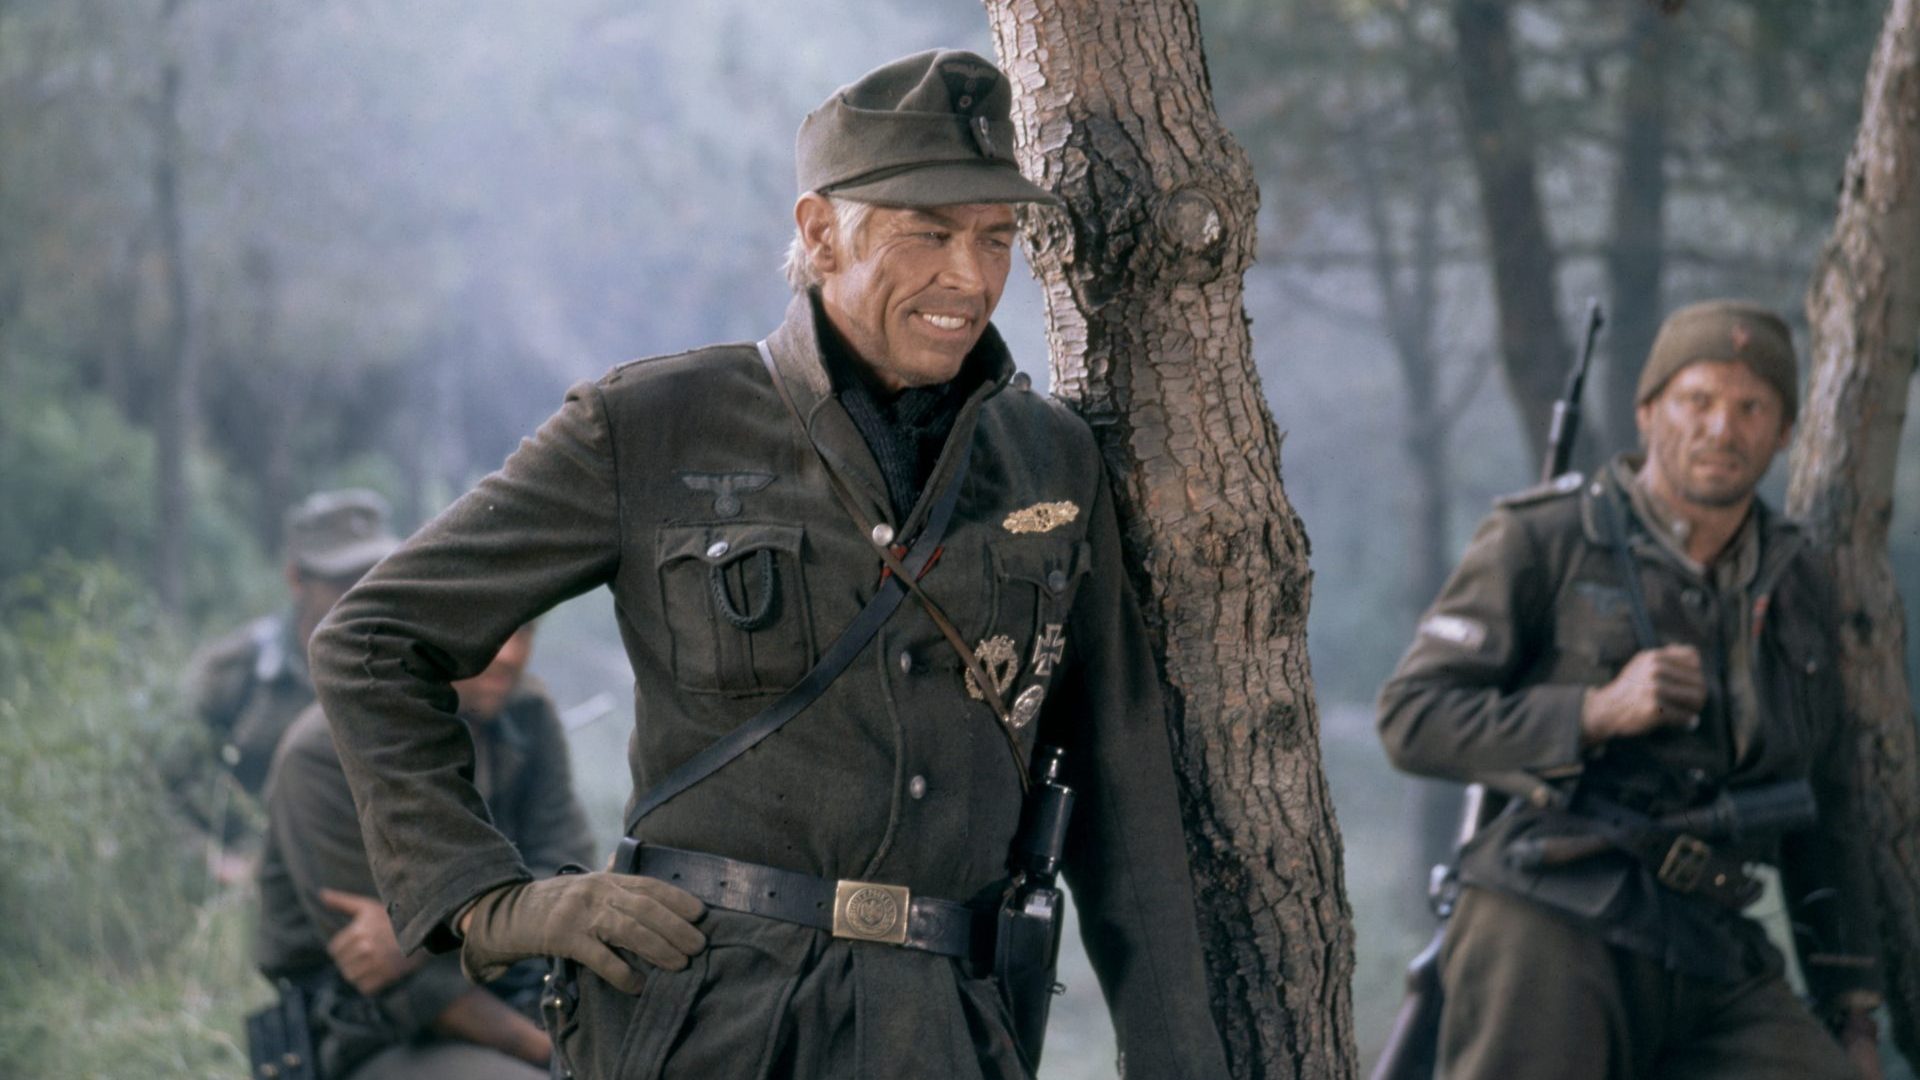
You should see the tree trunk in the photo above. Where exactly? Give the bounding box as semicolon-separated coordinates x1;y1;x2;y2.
1450;0;1570;465
1602;5;1670;453
1783;0;1920;1066
984;3;1357;1076
151;0;196;613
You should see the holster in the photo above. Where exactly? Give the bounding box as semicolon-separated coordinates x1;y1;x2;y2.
994;882;1065;1072
245;979;321;1080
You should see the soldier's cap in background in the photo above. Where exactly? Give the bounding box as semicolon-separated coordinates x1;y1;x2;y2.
284;489;401;579
796;49;1062;209
1636;299;1798;421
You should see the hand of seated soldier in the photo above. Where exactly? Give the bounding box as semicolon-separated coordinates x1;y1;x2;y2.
1580;644;1707;748
458;872;707;995
320;888;428;996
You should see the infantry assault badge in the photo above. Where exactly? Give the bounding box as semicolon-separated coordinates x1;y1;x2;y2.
966;635;1020;701
1003;501;1079;535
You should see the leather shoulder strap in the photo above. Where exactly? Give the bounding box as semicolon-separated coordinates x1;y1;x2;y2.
619;348;971;838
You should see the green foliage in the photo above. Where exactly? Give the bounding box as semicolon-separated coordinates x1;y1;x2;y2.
0;557;262;1075
0;359;278;627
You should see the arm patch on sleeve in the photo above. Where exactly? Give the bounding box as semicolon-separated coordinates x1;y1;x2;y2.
1419;613;1489;651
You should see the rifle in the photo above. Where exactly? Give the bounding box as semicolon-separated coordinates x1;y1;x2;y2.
1370;300;1604;1080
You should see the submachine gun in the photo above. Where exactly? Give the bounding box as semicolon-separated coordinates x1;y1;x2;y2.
1371;299;1605;1080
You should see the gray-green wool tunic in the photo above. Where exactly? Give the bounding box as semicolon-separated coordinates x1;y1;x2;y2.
311;295;1230;1079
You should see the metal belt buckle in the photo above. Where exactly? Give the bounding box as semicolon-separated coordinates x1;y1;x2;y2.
1658;834;1712;893
832;879;911;945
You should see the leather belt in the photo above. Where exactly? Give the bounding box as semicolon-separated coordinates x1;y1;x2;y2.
617;841;981;960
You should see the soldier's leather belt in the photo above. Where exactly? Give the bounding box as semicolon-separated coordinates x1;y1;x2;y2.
617;841;979;959
1643;833;1761;909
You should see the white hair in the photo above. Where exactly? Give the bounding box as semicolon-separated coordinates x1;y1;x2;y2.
783;196;875;292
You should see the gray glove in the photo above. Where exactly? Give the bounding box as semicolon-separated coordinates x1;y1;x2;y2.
460;872;706;993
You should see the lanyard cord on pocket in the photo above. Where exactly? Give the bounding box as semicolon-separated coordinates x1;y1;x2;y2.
756;340;1031;792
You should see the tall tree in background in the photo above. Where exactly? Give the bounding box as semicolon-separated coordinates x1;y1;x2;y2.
1785;0;1920;1063
1601;3;1671;452
984;2;1358;1076
151;0;198;612
1449;0;1571;464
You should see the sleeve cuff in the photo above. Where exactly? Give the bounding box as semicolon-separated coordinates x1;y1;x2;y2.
375;954;472;1034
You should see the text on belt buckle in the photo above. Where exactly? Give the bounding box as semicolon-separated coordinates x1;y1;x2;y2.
832;879;911;945
1658;834;1712;893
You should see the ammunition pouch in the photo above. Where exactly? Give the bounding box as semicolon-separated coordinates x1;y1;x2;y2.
245;979;320;1080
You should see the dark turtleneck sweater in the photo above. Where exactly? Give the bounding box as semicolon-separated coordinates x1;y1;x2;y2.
812;295;985;521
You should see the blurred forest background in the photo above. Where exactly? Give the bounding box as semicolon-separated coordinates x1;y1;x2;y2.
3;0;1917;1076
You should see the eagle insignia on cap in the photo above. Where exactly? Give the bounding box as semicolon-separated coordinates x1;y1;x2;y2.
1003;501;1079;535
1730;323;1751;352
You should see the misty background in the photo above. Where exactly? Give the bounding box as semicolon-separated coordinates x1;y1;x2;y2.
3;0;1915;1075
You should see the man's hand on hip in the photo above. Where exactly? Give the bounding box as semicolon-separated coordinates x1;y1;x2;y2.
459;871;706;994
320;888;425;996
1581;644;1706;747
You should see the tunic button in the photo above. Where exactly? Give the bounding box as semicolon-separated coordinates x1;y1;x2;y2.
1682;587;1706;609
1046;569;1068;593
871;523;895;547
706;540;730;560
898;649;915;674
908;775;927;799
221;743;242;767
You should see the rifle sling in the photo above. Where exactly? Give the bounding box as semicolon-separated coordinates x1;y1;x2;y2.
618;355;972;838
1595;480;1660;651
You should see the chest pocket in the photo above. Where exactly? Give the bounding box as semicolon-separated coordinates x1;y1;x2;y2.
656;522;816;696
1554;579;1644;678
986;539;1091;696
1763;616;1826;756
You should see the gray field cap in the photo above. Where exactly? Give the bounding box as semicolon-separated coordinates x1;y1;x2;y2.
284;489;401;579
796;49;1061;208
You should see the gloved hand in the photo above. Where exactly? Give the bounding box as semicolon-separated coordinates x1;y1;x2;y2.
460;872;707;993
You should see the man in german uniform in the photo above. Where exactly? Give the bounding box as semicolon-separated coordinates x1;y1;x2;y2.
256;624;593;1078
1379;300;1883;1079
311;50;1229;1079
177;490;399;879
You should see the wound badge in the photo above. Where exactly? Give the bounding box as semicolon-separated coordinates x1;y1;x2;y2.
1009;685;1045;730
1003;501;1080;535
965;635;1020;701
1031;624;1066;677
678;472;774;518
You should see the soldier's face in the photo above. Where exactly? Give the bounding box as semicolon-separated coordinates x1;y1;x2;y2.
1637;360;1792;509
810;201;1015;392
454;626;534;723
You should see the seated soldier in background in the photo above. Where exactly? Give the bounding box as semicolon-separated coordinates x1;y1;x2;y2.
255;623;595;1079
177;490;400;882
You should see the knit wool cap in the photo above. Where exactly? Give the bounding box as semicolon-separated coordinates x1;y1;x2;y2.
1636;299;1798;420
796;49;1061;208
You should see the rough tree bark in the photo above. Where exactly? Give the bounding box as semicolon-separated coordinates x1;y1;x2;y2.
1784;0;1920;1066
983;3;1357;1077
1450;0;1570;465
1602;4;1669;452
